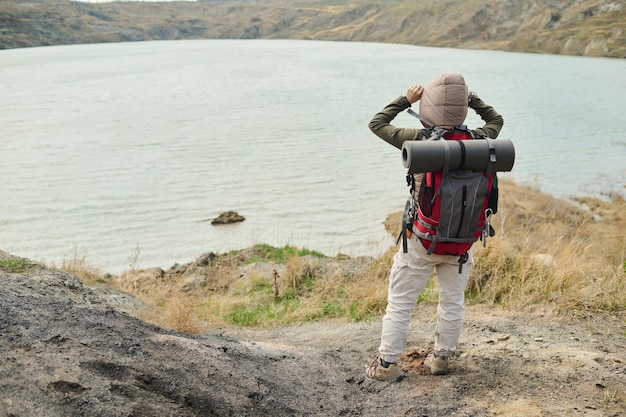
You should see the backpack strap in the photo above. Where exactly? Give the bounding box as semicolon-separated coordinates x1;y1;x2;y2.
407;108;435;128
487;138;497;164
480;138;498;248
397;198;416;254
441;138;451;174
458;140;467;169
458;252;469;273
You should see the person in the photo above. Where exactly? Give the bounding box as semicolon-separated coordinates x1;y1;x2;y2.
366;72;504;380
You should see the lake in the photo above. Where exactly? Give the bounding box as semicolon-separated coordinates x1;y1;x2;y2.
1;39;624;273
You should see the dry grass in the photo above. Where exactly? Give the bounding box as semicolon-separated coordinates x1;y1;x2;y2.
467;181;626;314
137;293;205;335
64;180;625;333
383;180;625;315
54;249;106;285
194;254;392;327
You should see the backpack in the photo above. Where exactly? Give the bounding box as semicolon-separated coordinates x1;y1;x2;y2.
400;126;498;272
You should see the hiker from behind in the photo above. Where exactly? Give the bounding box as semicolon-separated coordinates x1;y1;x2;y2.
366;72;504;380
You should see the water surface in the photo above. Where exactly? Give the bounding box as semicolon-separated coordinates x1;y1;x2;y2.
1;40;624;273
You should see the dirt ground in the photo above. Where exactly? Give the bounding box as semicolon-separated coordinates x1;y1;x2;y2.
228;306;626;417
1;250;624;417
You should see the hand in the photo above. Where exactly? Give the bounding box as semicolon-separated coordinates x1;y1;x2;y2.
468;91;477;106
405;84;424;104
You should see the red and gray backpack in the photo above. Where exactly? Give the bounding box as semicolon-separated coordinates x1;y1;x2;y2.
400;124;498;272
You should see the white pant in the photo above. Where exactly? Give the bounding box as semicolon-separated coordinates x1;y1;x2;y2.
379;233;472;363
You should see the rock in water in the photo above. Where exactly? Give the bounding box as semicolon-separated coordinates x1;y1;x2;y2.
211;211;245;225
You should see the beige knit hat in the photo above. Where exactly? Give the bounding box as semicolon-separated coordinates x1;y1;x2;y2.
419;72;468;128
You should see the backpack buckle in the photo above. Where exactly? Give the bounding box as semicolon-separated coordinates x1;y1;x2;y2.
458;252;469;273
483;208;493;247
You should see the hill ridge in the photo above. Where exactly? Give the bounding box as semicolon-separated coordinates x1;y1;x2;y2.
1;0;625;58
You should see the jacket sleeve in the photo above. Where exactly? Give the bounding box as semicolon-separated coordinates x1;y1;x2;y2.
469;96;504;139
368;95;424;150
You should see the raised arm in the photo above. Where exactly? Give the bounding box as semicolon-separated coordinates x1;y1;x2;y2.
368;85;426;150
468;93;504;139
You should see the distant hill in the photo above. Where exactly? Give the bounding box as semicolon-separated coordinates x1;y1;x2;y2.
1;0;625;58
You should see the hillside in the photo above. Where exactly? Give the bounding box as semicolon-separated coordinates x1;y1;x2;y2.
1;258;624;417
2;184;625;416
1;0;625;58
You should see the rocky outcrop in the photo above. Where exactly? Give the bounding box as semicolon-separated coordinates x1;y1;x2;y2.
112;246;373;296
1;0;625;58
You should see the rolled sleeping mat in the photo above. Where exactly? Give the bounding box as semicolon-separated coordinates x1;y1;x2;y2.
402;138;515;174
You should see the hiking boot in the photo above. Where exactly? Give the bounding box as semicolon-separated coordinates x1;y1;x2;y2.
424;353;449;375
366;357;402;381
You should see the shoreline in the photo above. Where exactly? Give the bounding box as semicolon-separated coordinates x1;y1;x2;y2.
65;179;626;277
3;178;625;277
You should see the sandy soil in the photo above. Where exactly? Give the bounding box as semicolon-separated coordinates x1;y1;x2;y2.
1;250;624;417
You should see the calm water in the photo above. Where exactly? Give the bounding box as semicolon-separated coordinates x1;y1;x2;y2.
1;40;625;273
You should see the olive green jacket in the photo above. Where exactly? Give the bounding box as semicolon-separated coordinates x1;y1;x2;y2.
368;95;504;150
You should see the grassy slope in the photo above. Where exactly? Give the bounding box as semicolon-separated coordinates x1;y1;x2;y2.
56;180;625;332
